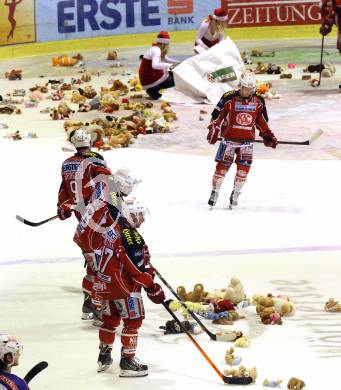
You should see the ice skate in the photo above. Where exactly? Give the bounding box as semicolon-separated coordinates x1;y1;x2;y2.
119;356;148;377
208;190;219;207
229;190;241;209
97;345;113;372
81;292;94;320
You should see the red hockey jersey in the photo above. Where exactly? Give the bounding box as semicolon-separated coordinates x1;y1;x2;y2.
57;150;111;220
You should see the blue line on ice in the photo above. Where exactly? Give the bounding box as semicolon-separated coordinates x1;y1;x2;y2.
1;245;341;267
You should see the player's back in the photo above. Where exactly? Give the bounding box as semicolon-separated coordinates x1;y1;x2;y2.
59;150;111;212
0;371;28;390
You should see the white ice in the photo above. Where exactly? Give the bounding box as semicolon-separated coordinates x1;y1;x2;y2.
1;127;341;389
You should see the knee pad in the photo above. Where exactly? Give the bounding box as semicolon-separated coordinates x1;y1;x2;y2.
123;317;143;331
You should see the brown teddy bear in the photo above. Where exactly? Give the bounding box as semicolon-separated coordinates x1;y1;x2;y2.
57;102;74;119
224;365;257;383
81;73;91;82
176;284;208;303
107;51;118;60
64;121;84;132
325;298;341;312
81;86;97;99
287;377;305;389
108;128;133;148
5;69;22;80
224;348;242;366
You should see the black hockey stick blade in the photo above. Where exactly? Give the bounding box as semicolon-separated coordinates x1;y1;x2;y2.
16;215;58;227
24;361;48;384
222;375;253;385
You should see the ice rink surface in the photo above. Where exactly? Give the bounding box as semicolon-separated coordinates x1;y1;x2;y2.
1;39;341;389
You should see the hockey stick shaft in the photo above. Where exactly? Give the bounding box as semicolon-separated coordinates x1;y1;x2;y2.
24;361;48;384
16;215;58;227
217;129;323;146
150;264;216;340
162;302;224;382
318;35;325;86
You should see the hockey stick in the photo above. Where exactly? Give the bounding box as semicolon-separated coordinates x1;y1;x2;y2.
24;361;48;384
16;215;58;227
162;302;252;385
150;264;217;341
217;128;323;146
317;35;325;87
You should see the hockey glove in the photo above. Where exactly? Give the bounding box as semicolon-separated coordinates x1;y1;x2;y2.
320;24;332;36
57;205;72;220
145;283;165;304
207;122;220;145
261;130;278;149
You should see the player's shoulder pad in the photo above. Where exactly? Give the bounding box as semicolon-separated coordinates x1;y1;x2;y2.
223;90;238;99
83;151;105;160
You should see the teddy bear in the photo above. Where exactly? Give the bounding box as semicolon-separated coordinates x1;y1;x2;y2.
52;56;78;67
50;109;62;120
234;336;250;348
325;298;341;312
176;283;208;303
71;91;87;104
287;377;305;390
215;330;243;342
225;348;242;366
107;51;118;60
108;128;133;148
111;80;129;95
58;102;74;119
224;365;257;383
267;63;282;75
81;73;91;82
4;69;22;80
206;277;245;304
255;62;268;74
64;121;84;132
80;86;97;99
268;294;295;315
260;310;282;325
263;379;282;387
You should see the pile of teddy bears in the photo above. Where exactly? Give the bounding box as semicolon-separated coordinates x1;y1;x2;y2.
252;293;295;325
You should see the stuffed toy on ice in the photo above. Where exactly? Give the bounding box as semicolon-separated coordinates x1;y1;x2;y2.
224;365;257;383
176;283;208;303
206;277;245;304
287;377;305;390
234;336;250;348
263;379;282;387
324;298;341;312
225;347;242;366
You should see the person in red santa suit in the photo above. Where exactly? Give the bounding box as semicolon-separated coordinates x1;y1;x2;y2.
195;8;228;53
207;71;278;209
139;31;178;100
320;0;341;87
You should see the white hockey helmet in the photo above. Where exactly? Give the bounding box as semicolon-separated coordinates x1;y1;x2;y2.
239;70;256;90
0;334;23;366
69;128;92;149
113;167;140;196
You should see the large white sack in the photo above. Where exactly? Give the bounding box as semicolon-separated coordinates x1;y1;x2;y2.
163;38;245;104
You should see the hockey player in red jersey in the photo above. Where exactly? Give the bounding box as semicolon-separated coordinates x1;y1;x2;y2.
74;188;165;377
57;128;112;321
207;71;278;208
